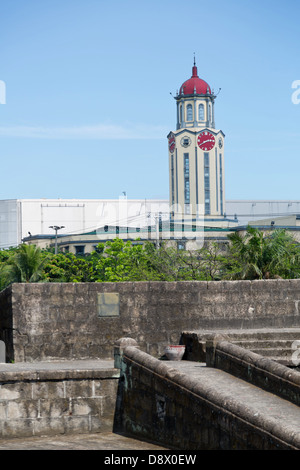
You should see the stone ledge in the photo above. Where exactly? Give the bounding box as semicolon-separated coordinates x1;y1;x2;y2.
0;360;120;439
0;361;120;383
206;339;300;406
121;345;300;449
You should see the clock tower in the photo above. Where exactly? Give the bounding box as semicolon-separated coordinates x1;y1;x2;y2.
168;59;231;228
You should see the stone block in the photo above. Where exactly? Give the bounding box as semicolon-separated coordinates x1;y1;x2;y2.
0;383;31;401
32;381;65;400
64;379;92;399
2;418;34;438
6;400;37;420
34;417;65;436
0;402;6;420
39;398;69;418
71;398;93;416
63;415;90;434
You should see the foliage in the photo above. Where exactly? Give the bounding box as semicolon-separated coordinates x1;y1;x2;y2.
2;244;48;285
89;239;161;282
0;264;11;291
0;228;300;290
226;226;300;280
42;252;94;283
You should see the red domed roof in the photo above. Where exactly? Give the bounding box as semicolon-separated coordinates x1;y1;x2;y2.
179;63;211;95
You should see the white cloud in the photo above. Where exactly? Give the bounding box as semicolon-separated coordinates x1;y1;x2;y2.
0;122;169;140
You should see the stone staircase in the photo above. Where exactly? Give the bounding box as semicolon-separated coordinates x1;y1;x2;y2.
181;328;300;367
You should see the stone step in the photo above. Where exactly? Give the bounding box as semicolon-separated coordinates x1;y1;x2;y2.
232;339;296;349
245;347;293;357
199;328;300;341
181;328;300;364
225;343;296;365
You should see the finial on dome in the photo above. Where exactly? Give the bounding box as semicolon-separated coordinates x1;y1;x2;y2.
192;53;198;77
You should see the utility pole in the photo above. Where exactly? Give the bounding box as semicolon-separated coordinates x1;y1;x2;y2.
49;225;65;254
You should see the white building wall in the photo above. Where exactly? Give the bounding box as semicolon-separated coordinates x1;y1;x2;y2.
2;198;300;250
0;199;170;249
0;200;18;249
226;201;300;226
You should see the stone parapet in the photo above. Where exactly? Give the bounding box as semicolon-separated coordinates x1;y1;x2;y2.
206;338;300;406
117;345;300;450
1;280;300;362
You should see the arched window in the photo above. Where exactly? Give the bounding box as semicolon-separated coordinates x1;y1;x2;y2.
187;104;193;121
180;104;183;123
208;103;211;122
198;103;204;120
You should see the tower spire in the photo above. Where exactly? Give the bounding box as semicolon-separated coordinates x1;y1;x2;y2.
192;53;198;77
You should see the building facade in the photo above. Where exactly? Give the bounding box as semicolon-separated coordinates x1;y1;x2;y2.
0;198;169;250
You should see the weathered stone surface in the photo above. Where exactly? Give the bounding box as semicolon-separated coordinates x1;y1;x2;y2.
118;347;300;450
0;360;119;439
206;338;300;405
1;280;300;362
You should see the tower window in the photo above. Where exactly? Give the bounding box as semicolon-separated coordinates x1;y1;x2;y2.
215;148;219;212
171;155;175;205
198;103;204;120
184;153;190;213
184;153;189;178
219;153;223;215
204;153;210;215
187;104;193;121
208;103;211;122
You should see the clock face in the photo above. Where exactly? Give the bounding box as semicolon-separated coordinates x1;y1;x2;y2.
168;133;175;153
197;131;215;151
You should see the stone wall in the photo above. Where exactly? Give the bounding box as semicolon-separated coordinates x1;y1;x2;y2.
0;363;119;439
116;345;300;450
1;279;300;362
206;339;300;406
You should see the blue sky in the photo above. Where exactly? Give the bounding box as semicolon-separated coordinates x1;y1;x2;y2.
1;0;300;201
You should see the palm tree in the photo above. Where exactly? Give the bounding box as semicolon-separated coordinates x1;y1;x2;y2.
6;244;48;284
263;228;300;279
227;226;300;280
0;264;12;290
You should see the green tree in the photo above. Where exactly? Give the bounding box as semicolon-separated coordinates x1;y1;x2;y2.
4;244;48;284
0;264;11;290
90;239;230;282
188;242;228;281
226;226;300;280
141;242;186;281
91;239;159;282
0;247;17;289
43;252;94;282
